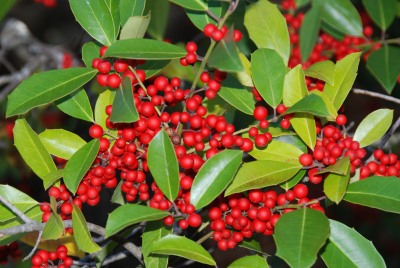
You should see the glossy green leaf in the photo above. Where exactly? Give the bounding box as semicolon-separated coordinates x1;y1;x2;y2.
309;90;338;120
39;129;86;160
142;221;172;268
145;0;169;40
244;0;290;63
344;176;400;213
13;119;57;180
239;238;264;254
82;42;101;67
56;89;94;122
300;6;321;62
185;0;221;31
228;255;268;268
236;53;253;87
321;21;345;40
290;113;317;149
324;159;351;204
148;234;216;266
321;220;386;268
148;129;180;202
284;94;332;117
0;0;16;21
110;77;140;123
111;180;125;205
95;89;116;130
353;109;393;148
318;157;351;176
225;160;301;196
324;52;361;111
296;0;310;8
72;204;101;253
42;207;64;241
120;0;146;26
6;68;97;117
366;46;400;94
208;28;243;72
120;14;150;40
283;65;308;107
362;0;397;30
249;140;303;165
218;76;254;115
304;60;336;86
43;169;64;190
280;169;307;191
251;48;286;108
275;135;308;153
170;0;207;11
317;0;363;36
69;0;119;46
191;150;242;209
64;139;100;194
105;204;169;237
104;39;186;60
275;208;330;268
0;185;38;223
141;60;171;79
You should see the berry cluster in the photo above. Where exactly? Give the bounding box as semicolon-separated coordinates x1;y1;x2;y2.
203;24;242;43
360;149;400;179
31;246;72;268
0;242;21;265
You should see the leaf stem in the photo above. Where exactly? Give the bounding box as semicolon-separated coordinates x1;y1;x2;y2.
196;231;213;244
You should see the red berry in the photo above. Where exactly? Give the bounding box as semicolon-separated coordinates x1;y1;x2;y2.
253;106;268;120
203;23;217;37
336;114;347;126
188;213;202;227
60;202;73;215
107;73;121;88
299;153;313;166
89;124;103;139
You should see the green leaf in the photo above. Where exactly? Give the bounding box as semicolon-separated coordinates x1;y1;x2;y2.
344;176;400;213
142;221;172;268
296;0;311;8
145;0;169;40
239;238;264;254
236;53;253;87
64;139;100;194
43;169;64;190
244;0;290;63
283;65;308;107
120;14;151;40
185;0;221;31
56;89;94;122
284;94;332;117
110;77;140;123
320;21;345;40
249;140;303;165
309;90;338;120
317;0;363;36
318;157;351;176
148;129;180;202
69;0;119;46
274;208;330;268
82;42;101;68
191;150;243;209
39;129;87;160
366;46;400;94
148;234;216;266
324;52;361;111
72;204;101;253
300;6;321;62
228;255;268;268
42;209;64;241
208;28;244;72
218;76;254;115
275;135;308;153
0;0;16;22
304;60;336;86
290;113;316;149
321;220;386;268
0;185;38;223
13;119;57;180
104;39;186;60
225;160;301;196
141;60;171;79
6;68;97;117
170;0;207;11
353;109;393;148
362;0;397;30
251;48;286;108
111;180;125;205
95;89;116;130
323;159;351;204
120;0;146;26
105;204;169;237
280;169;307;191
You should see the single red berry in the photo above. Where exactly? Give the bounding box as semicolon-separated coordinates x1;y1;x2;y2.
233;30;243;42
212;29;224;41
336;114;347;126
60;202;73;215
253;106;268;120
299;153;313;166
89;124;103;139
185;42;198;52
203;23;217;37
107;73;121;88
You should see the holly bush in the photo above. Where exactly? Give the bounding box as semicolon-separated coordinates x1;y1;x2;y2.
1;0;400;267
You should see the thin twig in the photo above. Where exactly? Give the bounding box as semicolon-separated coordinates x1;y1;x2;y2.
0;194;36;224
23;231;43;261
379;116;400;149
352;88;400;105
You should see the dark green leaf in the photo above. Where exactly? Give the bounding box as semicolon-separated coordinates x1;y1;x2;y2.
95;89;116;130
0;185;38;222
141;60;171;79
244;0;290;63
249;140;303;165
170;0;207;11
142;221;172;268
120;14;151;40
185;1;221;31
104;39;186;60
296;0;311;8
64;139;100;194
191;150;243;209
13;119;57;181
111;180;125;205
321;220;386;268
275;208;330;268
148;129;180;202
225;160;301;196
148;234;216;266
6;68;97;117
284;94;332;117
218;76;254;115
82;42;101;67
110;77;140;123
43;169;64;190
251;48;286;108
366;46;400;94
344;176;400;213
120;0;146;26
304;60;335;86
105;204;169;237
228;255;268;268
324;160;351;204
280;169;307;191
145;0;169;40
300;6;321;62
72;204;101;253
309;91;338;120
56;89;94;122
353;109;393;148
0;0;16;21
239;238;264;254
283;65;307;107
290;113;316;149
39;129;87;160
320;21;345;40
362;0;397;30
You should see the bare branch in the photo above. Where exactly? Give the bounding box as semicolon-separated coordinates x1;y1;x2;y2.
0;194;37;224
379;116;400;149
352;88;400;105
